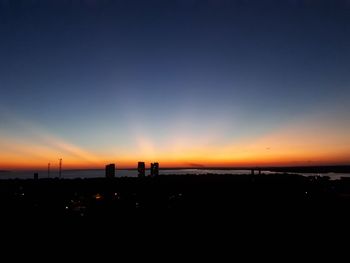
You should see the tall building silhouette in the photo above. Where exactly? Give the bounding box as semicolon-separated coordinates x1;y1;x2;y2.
105;163;116;178
150;162;159;177
138;162;145;177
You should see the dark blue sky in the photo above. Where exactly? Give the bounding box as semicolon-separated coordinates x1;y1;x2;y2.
1;0;350;168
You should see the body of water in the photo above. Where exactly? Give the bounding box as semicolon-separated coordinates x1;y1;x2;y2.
0;169;349;180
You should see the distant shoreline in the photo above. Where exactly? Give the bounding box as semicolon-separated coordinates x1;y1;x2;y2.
2;165;350;173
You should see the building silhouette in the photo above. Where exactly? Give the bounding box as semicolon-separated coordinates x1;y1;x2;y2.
150;162;159;177
138;162;145;177
34;173;38;180
105;163;116;178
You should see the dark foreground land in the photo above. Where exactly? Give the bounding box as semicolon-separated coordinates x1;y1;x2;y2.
2;173;350;251
1;173;350;222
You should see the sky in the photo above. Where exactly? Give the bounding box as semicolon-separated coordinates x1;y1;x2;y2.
1;0;350;170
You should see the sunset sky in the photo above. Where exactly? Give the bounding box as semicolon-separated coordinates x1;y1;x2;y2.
1;0;350;170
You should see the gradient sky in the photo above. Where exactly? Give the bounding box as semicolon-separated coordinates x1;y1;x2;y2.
1;0;350;170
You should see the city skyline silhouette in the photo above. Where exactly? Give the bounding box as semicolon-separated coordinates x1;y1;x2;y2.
1;0;350;243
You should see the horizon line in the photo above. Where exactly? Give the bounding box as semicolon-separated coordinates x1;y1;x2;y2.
3;164;350;172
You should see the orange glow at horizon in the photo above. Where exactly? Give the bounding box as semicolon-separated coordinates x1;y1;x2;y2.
2;142;349;170
2;154;350;171
1;112;350;170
